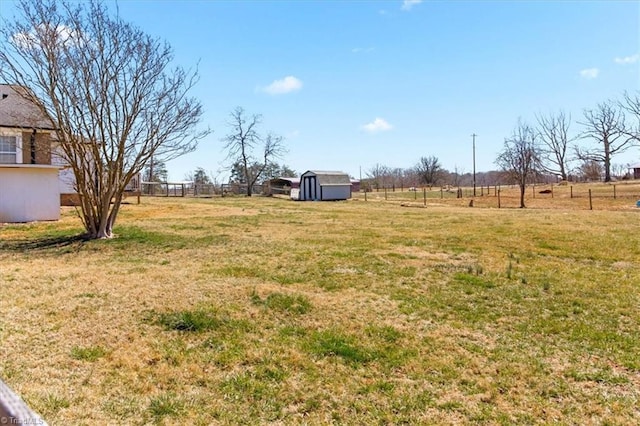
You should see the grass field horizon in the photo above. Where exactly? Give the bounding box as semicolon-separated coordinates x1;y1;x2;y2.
1;192;639;424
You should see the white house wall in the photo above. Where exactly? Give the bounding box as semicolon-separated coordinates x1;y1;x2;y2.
0;165;60;222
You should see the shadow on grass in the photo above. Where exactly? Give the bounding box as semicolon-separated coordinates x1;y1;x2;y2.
0;234;89;253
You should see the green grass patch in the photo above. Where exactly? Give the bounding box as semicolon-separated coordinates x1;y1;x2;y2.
70;345;108;362
151;308;222;332
148;393;185;419
251;291;312;314
306;329;375;365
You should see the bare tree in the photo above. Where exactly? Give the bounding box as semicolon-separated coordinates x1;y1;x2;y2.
222;107;285;196
415;156;443;188
576;101;632;182
578;159;604;182
0;0;208;238
366;163;392;190
496;120;540;208
620;91;640;145
610;163;630;180
536;110;574;181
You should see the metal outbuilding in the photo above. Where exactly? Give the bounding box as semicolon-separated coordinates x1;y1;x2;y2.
299;170;352;201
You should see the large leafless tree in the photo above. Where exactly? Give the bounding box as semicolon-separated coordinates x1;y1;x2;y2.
415;155;443;188
535;110;574;181
576;101;632;182
0;0;208;238
222;107;285;196
496;120;540;208
620;91;640;145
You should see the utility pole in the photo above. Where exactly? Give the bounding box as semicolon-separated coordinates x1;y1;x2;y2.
471;133;477;197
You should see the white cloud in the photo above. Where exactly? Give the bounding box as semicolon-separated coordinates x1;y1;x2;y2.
12;24;84;49
401;0;423;11
362;118;393;133
259;76;303;95
614;54;639;64
579;68;599;80
352;47;375;54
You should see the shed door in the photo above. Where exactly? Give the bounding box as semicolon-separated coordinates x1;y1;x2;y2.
306;176;317;200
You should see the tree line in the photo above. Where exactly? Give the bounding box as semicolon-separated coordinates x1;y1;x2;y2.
363;93;640;207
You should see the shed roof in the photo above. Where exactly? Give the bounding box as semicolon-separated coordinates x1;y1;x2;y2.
302;170;351;186
629;163;640;169
270;177;300;184
0;84;55;130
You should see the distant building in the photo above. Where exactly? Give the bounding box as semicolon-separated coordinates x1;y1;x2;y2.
630;163;640;180
265;177;300;197
299;170;352;201
350;179;361;193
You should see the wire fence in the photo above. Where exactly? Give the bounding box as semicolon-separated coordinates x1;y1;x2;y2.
352;182;640;211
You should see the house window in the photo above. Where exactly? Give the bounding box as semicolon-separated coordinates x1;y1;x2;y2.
0;135;17;164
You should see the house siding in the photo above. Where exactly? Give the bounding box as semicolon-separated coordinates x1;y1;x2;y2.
0;165;60;222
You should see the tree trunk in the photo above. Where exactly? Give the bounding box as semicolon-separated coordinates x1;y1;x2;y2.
519;184;526;208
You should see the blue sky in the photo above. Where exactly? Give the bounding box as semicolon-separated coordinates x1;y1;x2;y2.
2;0;639;181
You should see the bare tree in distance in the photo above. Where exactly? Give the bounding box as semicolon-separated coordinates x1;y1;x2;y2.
415;156;443;188
496;120;540;208
620;91;640;145
0;0;208;238
578;159;604;182
222;107;285;196
535;110;574;181
366;163;392;190
576;100;632;182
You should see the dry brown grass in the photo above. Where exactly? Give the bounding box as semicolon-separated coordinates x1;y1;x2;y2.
1;193;640;424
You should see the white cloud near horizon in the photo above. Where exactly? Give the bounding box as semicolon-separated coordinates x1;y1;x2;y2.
614;54;639;64
352;47;375;54
579;68;599;80
362;118;393;133
259;76;303;95
402;0;423;11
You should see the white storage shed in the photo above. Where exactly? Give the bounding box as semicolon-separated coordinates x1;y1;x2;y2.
299;170;352;201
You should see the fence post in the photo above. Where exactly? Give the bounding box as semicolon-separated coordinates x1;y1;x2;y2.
498;189;501;208
589;189;593;210
384;186;387;200
614;184;616;199
551;184;554;199
533;184;535;198
441;187;443;199
570;186;573;199
423;188;427;206
364;189;367;201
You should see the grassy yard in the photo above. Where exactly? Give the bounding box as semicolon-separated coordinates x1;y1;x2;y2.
1;195;639;424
